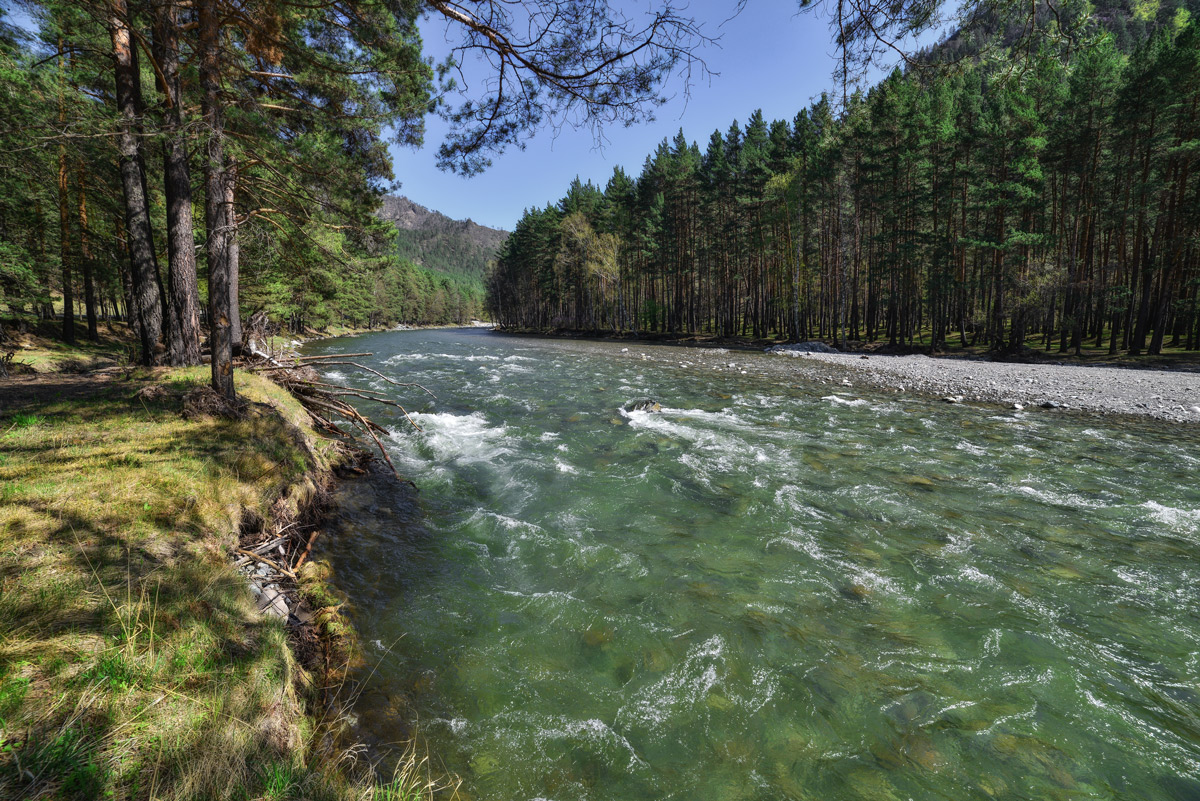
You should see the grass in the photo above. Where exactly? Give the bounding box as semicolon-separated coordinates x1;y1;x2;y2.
1;318;133;374
0;353;444;799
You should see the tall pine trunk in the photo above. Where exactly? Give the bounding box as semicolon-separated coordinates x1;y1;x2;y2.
57;44;74;345
226;158;242;353
76;166;98;341
153;0;202;366
110;0;166;364
199;0;235;398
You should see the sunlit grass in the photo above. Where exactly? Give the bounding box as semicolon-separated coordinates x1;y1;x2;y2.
0;365;429;800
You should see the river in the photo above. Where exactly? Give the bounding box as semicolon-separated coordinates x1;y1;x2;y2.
308;327;1200;801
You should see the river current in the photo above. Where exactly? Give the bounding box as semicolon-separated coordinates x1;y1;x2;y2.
309;327;1200;801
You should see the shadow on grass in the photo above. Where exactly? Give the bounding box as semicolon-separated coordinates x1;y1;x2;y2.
0;377;331;800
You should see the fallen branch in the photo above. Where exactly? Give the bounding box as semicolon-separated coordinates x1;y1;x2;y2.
293;529;321;571
235;547;297;580
245;351;433;479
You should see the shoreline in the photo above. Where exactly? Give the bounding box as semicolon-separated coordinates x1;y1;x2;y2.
766;350;1200;424
490;327;1200;425
0;367;375;798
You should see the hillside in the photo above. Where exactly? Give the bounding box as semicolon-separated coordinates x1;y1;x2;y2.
378;196;509;283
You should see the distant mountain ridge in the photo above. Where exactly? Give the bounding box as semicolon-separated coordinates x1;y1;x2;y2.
378;195;508;283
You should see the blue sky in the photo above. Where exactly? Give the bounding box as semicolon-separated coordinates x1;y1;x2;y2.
394;1;874;230
4;0;930;231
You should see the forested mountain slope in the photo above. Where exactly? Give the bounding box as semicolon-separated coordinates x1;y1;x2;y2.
489;1;1200;357
378;196;508;283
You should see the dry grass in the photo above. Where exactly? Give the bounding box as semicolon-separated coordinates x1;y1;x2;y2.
0;366;437;800
1;321;133;374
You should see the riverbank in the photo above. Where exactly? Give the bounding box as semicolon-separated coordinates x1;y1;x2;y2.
494;327;1200;424
761;350;1200;423
0;363;422;799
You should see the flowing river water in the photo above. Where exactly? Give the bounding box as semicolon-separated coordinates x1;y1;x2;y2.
308;327;1200;801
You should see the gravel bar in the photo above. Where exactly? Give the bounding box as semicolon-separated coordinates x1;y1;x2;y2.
767;351;1200;423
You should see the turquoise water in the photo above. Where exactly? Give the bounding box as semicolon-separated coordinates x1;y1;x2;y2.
311;328;1200;801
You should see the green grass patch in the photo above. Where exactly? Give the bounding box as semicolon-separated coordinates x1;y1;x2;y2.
0;366;414;800
5;412;43;431
0;329;446;800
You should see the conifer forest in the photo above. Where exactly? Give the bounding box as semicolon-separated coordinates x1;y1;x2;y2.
489;6;1200;356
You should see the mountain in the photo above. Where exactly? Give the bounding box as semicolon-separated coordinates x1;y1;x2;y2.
378;196;509;283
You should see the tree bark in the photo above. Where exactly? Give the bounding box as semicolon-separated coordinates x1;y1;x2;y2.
226;157;242;354
199;0;235;398
110;0;165;364
76;166;98;341
57;43;74;345
153;0;202;366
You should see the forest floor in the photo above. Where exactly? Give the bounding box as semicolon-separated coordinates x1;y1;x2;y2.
0;336;431;799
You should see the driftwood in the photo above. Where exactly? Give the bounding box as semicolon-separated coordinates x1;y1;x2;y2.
293;529;321;571
243;348;434;479
235;547;297;580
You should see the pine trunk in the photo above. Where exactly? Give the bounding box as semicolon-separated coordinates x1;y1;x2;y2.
110;0;165;364
76;166;98;341
199;0;235;398
153;0;202;366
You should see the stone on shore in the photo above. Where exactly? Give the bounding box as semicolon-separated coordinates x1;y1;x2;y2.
767;341;839;355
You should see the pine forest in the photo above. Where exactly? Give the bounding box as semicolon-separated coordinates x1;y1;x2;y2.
489;9;1200;357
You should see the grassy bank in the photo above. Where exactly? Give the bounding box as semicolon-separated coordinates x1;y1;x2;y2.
0;362;427;799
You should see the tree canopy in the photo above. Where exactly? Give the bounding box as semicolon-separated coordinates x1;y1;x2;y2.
0;0;708;396
490;10;1200;357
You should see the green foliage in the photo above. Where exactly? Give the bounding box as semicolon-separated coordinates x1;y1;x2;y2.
78;653;139;693
491;12;1200;356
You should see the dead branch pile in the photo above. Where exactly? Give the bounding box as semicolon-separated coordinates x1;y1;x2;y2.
243;351;434;479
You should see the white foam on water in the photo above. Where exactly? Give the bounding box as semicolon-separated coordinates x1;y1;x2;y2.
554;458;577;474
618;408;694;437
382;352;430;364
1141;501;1200;534
409;411;510;464
486;392;538;412
666;406;740;423
488;713;649;773
502;363;534;374
773;486;833;521
1012;482;1107;510
677;453;716;489
821;394;869;407
465;509;543;534
955;440;989;456
959;565;1001;589
845;564;910;603
765;526;826;560
617;636;726;730
539;431;560;442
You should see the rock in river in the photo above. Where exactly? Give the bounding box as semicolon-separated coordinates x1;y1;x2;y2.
624;399;663;413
